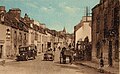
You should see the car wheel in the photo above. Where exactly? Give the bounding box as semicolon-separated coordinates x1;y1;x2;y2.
52;58;54;61
60;57;62;64
16;59;19;61
33;56;35;60
25;56;28;61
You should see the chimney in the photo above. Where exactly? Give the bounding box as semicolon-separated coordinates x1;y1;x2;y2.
24;13;30;21
9;8;21;19
0;6;6;13
24;13;28;18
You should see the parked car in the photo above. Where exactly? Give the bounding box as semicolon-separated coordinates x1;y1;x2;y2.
43;48;54;61
16;45;36;61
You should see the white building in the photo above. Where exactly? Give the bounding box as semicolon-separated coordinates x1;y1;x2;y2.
74;16;92;48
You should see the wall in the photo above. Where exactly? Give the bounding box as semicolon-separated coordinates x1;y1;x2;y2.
75;17;92;48
92;0;120;66
0;24;7;58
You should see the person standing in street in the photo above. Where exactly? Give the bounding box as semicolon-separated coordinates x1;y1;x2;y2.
99;57;104;73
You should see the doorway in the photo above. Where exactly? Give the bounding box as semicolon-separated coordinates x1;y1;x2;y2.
0;45;3;58
108;41;112;66
42;44;43;52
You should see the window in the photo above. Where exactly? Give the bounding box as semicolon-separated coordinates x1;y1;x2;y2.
35;32;38;40
24;33;26;40
14;31;17;41
6;29;11;39
0;13;4;22
96;15;100;33
114;7;119;25
19;32;22;44
104;14;108;38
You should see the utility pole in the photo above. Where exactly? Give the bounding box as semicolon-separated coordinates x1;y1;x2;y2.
85;6;91;21
86;6;88;21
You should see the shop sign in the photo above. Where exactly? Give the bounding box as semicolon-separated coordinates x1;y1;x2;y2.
0;40;5;43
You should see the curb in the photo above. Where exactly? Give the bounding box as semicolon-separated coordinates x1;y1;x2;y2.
0;59;15;66
0;59;15;63
74;62;115;74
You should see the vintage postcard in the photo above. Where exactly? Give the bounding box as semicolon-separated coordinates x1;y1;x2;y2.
0;0;119;74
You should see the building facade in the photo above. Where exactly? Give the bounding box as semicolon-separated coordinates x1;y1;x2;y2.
92;0;119;66
0;6;72;59
0;6;29;59
74;16;92;49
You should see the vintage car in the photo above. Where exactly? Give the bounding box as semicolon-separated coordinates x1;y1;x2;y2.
16;45;36;61
43;48;54;61
60;47;74;64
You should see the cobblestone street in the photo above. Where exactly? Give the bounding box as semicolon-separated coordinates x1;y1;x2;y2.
0;50;106;74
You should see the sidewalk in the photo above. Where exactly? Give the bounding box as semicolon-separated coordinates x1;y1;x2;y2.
0;58;15;67
74;61;119;74
0;58;15;63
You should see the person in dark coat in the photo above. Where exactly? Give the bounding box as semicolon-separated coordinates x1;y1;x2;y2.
61;47;66;64
99;57;104;73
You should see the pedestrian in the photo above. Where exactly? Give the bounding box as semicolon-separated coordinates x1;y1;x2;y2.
61;47;66;64
73;52;76;61
99;57;104;73
58;46;61;50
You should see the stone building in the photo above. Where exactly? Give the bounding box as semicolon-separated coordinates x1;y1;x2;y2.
23;13;48;54
0;7;29;59
0;22;7;58
0;6;70;59
0;6;7;58
92;0;119;66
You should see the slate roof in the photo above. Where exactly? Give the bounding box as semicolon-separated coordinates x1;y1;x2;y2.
4;11;28;32
1;7;66;37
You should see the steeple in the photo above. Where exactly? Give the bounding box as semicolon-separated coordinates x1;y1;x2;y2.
63;27;66;33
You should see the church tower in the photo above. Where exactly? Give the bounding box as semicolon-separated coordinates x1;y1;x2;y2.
63;27;66;34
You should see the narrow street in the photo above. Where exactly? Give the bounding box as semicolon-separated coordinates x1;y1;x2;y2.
0;50;106;74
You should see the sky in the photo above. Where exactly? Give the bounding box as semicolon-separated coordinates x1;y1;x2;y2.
0;0;99;33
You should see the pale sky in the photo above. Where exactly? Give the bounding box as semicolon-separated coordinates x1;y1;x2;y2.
0;0;100;33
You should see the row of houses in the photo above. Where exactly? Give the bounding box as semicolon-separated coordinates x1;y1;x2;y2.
74;0;119;67
0;6;74;59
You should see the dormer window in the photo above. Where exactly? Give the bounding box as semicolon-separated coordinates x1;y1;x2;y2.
30;23;33;28
0;13;4;22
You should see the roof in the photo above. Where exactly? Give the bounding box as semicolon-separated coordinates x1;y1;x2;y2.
74;16;92;32
4;12;19;29
9;8;21;11
4;11;29;32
